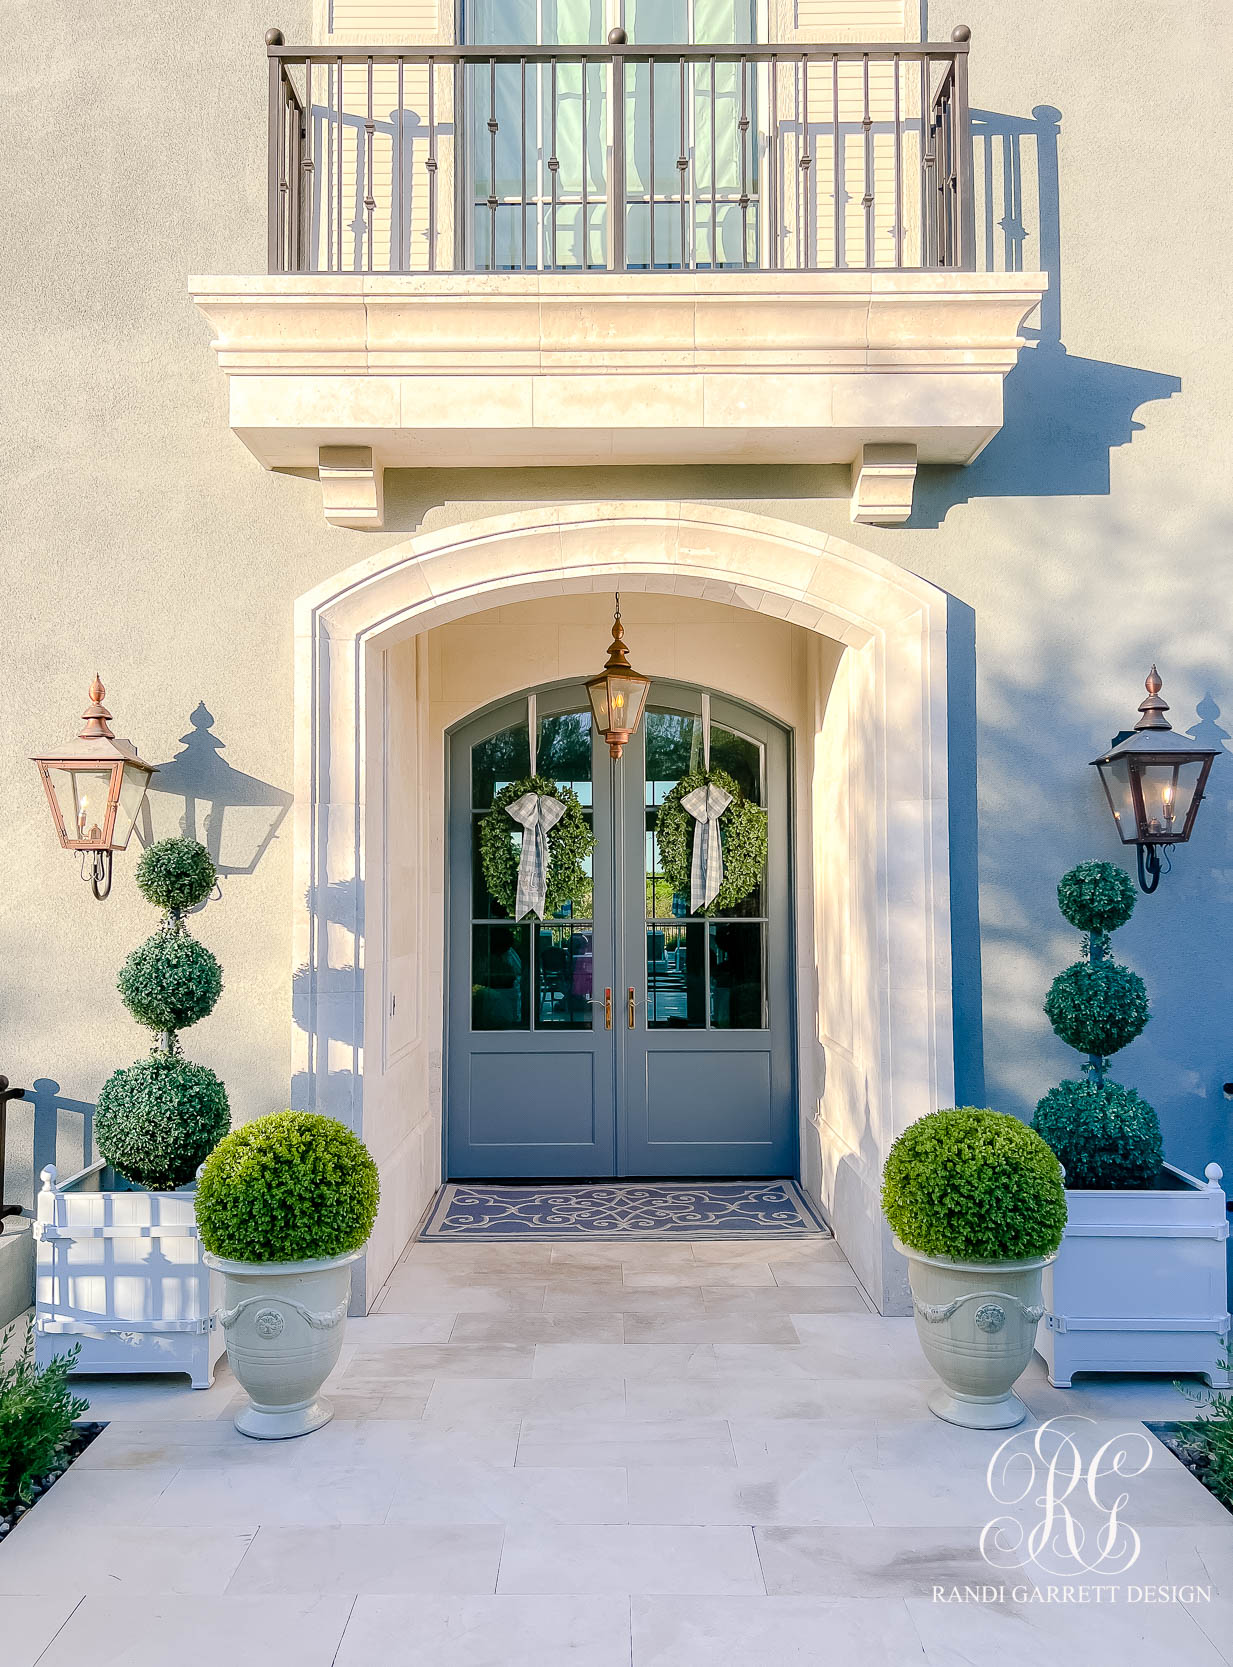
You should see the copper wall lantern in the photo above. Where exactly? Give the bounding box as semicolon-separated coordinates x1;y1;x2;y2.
31;676;157;900
1091;666;1219;893
585;596;651;760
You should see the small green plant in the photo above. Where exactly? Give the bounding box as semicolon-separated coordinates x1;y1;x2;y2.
479;775;595;919
96;836;230;1189
0;1325;89;1515
882;1106;1067;1262
195;1111;379;1264
1165;1366;1233;1511
1031;861;1162;1189
655;766;769;914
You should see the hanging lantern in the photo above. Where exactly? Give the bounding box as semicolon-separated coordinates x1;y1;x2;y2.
31;676;157;900
585;595;651;760
1091;666;1219;893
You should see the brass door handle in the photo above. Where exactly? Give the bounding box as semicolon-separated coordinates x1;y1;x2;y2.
628;987;636;1028
604;988;612;1029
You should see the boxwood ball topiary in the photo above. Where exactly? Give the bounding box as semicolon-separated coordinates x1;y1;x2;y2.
195;1111;380;1264
1032;1078;1163;1189
95;1054;231;1190
1056;861;1137;937
881;1106;1067;1262
118;928;222;1031
1044;959;1149;1058
135;838;216;913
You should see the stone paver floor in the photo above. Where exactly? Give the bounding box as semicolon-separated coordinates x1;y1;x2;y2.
4;1232;1232;1665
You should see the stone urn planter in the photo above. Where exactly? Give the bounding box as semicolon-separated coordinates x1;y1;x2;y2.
195;1109;379;1441
882;1106;1068;1432
203;1249;362;1438
898;1239;1054;1428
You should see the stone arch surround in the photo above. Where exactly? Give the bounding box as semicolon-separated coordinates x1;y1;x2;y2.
292;503;958;1313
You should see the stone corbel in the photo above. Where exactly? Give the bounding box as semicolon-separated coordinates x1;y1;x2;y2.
319;446;384;530
850;443;918;526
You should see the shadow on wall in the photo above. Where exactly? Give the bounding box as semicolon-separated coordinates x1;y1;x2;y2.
140;703;292;878
292;878;364;1132
911;106;1182;528
978;666;1233;1184
4;1079;95;1217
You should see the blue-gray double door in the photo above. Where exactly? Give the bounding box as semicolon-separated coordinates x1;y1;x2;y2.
446;682;794;1178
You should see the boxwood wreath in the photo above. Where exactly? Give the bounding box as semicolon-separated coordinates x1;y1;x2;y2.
479;776;595;919
655;767;769;914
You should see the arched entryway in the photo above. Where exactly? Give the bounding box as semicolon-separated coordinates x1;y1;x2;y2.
447;680;795;1178
292;503;962;1315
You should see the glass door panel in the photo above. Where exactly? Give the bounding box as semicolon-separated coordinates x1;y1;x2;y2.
618;684;793;1176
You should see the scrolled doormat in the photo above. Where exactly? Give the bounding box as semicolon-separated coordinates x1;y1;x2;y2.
419;1180;826;1240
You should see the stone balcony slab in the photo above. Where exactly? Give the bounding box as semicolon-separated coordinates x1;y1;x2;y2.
190;270;1046;526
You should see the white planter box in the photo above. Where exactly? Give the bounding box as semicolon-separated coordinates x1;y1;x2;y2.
33;1160;224;1389
1036;1160;1231;1389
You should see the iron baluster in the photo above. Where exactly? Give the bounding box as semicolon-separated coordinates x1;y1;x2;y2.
862;53;873;267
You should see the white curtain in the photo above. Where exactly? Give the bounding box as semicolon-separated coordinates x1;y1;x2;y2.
467;0;756;269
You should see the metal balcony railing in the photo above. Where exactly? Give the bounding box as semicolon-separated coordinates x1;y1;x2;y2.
266;29;975;276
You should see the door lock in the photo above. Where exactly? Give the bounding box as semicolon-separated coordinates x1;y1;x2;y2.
628;987;636;1029
604;988;612;1030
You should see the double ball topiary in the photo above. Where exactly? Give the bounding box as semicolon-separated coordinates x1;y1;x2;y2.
882;1106;1067;1263
1033;1079;1162;1190
195;1111;380;1264
95;1053;231;1191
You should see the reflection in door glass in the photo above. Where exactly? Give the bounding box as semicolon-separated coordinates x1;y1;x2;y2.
646;923;706;1027
536;923;594;1027
538;710;593;807
710;922;765;1028
642;703;768;1030
644;708;702;806
472;924;531;1029
472;720;531;808
708;723;761;802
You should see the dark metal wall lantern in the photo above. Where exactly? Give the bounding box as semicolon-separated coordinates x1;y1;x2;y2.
1091;666;1219;893
31;677;157;900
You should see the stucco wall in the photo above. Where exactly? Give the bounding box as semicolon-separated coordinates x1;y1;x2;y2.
2;1;1231;1250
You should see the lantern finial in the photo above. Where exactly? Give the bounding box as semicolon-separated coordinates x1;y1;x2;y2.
603;601;633;673
78;674;115;741
1134;665;1171;732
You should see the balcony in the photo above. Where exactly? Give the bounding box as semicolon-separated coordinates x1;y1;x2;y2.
189;31;1046;527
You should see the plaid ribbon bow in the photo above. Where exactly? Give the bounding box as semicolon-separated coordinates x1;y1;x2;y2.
679;782;733;913
506;791;566;920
